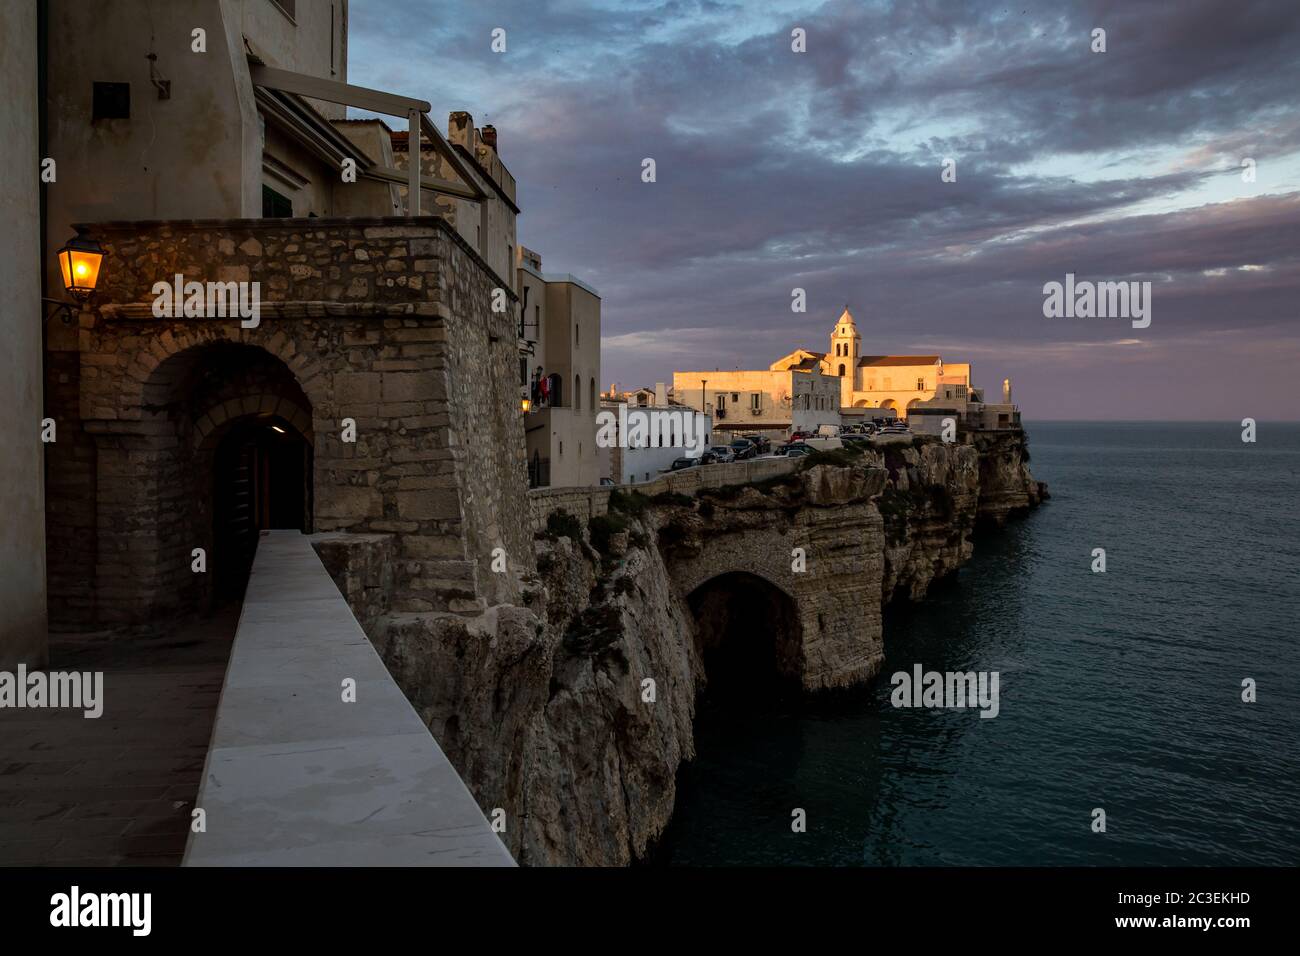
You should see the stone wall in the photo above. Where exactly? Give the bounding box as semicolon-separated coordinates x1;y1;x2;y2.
47;216;530;630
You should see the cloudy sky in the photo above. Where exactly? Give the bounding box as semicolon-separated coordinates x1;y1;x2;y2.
348;0;1300;420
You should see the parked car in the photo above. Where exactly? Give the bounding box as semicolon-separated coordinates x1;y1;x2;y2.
789;430;814;442
841;434;871;449
741;434;771;454
730;440;758;461
784;445;811;458
667;457;699;471
702;445;736;464
801;436;844;451
599;477;615;486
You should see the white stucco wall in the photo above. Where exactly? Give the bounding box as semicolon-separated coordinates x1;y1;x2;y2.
0;0;48;667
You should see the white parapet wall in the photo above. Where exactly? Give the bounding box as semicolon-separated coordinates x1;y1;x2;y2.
184;531;515;866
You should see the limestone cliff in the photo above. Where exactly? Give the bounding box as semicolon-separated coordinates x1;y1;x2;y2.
325;430;1046;866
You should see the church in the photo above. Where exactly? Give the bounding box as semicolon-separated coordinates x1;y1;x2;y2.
770;307;977;418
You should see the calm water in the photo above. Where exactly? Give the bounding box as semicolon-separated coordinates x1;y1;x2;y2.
661;422;1300;866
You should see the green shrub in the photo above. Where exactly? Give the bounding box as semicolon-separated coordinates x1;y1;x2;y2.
657;519;690;551
546;509;582;541
651;491;694;508
607;488;649;517
588;511;629;554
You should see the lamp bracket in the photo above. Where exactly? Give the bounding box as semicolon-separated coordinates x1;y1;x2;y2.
41;297;80;325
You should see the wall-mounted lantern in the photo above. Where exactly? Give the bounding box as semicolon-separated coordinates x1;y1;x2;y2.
521;397;532;413
57;234;106;301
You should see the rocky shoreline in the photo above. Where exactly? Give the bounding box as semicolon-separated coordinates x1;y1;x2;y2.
323;429;1046;866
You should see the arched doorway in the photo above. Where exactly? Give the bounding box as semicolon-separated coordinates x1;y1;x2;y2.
211;415;312;600
687;572;801;698
139;341;315;614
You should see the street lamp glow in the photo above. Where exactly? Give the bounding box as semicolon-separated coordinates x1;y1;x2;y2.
57;234;106;301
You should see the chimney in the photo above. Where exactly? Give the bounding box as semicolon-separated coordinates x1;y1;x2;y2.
1003;378;1012;404
655;382;668;406
481;125;498;150
448;111;474;150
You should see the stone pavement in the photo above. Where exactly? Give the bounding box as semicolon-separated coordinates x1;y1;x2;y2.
0;607;237;866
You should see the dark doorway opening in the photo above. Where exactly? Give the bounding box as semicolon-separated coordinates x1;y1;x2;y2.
688;572;801;702
212;416;311;600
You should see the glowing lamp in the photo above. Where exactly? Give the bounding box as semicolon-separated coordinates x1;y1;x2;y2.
521;397;532;413
57;234;106;301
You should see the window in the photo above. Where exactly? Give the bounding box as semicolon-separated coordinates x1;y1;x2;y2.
519;357;528;387
575;323;580;347
838;364;846;377
717;394;726;411
590;378;596;412
92;82;130;121
270;0;297;20
917;378;926;390
262;184;293;218
731;393;739;402
574;375;582;411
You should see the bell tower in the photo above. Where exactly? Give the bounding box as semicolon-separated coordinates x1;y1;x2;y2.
829;305;860;407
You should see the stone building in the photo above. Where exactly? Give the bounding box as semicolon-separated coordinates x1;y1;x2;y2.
27;0;545;633
516;246;602;488
803;307;974;416
598;383;714;484
671;364;842;440
671;306;1025;440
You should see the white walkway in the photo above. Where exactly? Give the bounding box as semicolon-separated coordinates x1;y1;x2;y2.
184;531;514;866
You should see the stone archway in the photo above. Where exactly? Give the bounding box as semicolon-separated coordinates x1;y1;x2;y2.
84;339;316;624
687;571;802;695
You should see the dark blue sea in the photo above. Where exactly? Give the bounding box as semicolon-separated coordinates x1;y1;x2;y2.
661;422;1300;866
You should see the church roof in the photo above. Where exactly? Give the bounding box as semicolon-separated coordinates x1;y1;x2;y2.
857;355;941;367
833;306;856;329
